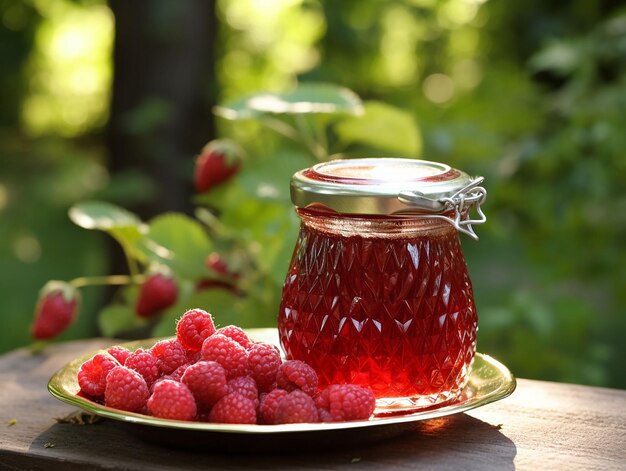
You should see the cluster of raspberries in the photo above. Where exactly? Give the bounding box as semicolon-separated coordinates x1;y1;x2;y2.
77;308;376;424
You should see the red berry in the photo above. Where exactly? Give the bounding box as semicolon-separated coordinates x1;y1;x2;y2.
205;252;230;274
258;388;288;425
216;325;250;349
107;346;131;365
124;351;161;386
196;253;239;292
247;342;282;392
104;366;149;413
147;380;197;421
200;333;248;378
208;393;256;424
176;308;216;352
186;349;202;364
78;353;119;397
274;390;319;424
315;384;376;422
31;282;80;340
276;360;318;396
181;361;227;408
227;376;258;407
163;364;189;382
194;139;243;193
150;339;187;375
135;274;177;318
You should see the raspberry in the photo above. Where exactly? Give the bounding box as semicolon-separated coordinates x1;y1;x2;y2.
201;334;248;378
315;384;376;422
196;253;240;293
124;351;161;385
317;407;333;423
276;360;318;396
107;346;131;365
194;139;243;193
150;339;187;374
247;342;282;392
208;393;256;424
258;388;288;425
176;308;216;352
227;376;258;407
181;361;227;408
274;390;319;424
147;380;197;421
165;364;189;382
215;325;250;349
31;282;80;340
78;353;119;397
104;366;149;412
186;349;202;364
135;274;178;318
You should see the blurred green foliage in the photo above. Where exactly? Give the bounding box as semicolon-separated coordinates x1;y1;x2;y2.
0;0;624;389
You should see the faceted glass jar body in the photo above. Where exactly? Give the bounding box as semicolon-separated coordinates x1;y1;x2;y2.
278;208;478;411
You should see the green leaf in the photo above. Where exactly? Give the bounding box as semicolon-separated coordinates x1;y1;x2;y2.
237;150;313;203
98;304;143;337
215;83;363;120
335;101;422;156
141;213;212;279
69;201;142;230
69;201;146;262
529;39;583;76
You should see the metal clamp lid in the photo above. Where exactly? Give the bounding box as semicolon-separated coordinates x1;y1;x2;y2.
397;177;487;240
291;158;487;239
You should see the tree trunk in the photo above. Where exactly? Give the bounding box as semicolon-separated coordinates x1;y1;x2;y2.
106;0;217;279
107;0;217;218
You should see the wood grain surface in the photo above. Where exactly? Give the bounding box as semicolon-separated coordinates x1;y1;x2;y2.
0;339;624;470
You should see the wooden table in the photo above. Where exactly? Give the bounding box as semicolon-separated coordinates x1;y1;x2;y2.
1;339;624;470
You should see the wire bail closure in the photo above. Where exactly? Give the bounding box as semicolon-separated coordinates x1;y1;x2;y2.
397;177;487;240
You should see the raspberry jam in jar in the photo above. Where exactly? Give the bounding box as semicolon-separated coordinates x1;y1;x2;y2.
278;158;487;411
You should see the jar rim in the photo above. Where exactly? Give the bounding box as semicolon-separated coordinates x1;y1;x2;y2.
291;158;476;216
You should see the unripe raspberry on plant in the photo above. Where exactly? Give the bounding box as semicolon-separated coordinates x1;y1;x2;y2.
194;139;243;193
31;281;80;340
135;274;177;318
196;253;241;293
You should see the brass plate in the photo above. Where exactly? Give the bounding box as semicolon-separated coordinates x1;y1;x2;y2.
48;328;516;451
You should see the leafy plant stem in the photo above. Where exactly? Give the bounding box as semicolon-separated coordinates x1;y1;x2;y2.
69;274;145;289
294;114;327;161
119;240;141;282
260;117;301;142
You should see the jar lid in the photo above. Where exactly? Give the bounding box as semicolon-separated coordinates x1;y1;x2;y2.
291;158;487;239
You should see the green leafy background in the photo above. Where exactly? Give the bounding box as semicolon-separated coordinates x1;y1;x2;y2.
1;0;624;391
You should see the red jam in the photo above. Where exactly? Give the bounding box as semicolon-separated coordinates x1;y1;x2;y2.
278;208;478;408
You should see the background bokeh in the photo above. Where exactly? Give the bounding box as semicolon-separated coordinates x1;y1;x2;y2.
1;0;624;388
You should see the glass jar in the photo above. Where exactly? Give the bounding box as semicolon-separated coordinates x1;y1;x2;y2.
278;158;487;411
